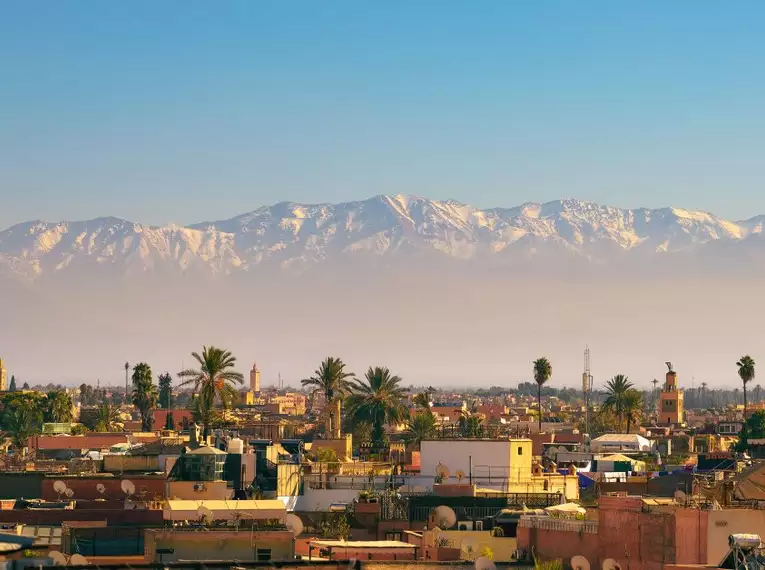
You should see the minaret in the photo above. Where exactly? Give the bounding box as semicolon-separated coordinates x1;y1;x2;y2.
249;363;261;393
0;359;6;392
659;362;684;425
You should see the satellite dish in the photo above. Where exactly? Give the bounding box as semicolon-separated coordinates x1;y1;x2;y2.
96;484;106;495
64;488;75;498
455;469;466;481
475;556;497;570
572;555;591;570
53;481;67;495
435;463;451;480
285;514;304;536
121;480;136;496
69;554;89;565
431;505;457;529
602;558;621;570
674;490;687;504
197;505;213;522
460;538;480;560
48;551;67;565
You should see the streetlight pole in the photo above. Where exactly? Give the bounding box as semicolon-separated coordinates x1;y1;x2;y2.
124;362;129;404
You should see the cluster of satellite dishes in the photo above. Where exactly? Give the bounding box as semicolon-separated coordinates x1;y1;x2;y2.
53;479;136;501
47;551;89;566
52;481;75;500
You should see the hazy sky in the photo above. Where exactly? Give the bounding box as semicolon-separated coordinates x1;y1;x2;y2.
2;1;765;229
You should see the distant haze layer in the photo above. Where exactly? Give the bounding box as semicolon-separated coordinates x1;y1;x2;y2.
2;196;764;388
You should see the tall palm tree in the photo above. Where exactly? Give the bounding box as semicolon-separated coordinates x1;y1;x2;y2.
737;356;755;422
623;389;643;433
458;400;484;438
403;411;437;450
413;390;432;412
5;407;41;454
179;346;244;441
45;391;74;423
302;357;354;437
132;363;159;432
346;366;407;445
94;403;120;433
533;358;552;433
602;374;634;432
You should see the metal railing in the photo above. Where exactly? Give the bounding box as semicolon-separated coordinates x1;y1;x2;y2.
519;516;598;534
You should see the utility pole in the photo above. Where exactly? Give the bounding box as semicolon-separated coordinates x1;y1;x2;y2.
583;347;593;436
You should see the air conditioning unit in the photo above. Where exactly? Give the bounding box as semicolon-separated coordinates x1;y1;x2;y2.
193;483;206;492
474;521;484;531
457;521;474;531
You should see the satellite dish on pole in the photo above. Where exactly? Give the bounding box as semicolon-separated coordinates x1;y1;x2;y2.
53;481;67;498
69;554;89;566
572;555;591;570
435;463;451;480
285;514;304;536
96;484;106;495
121;480;136;497
602;558;621;570
475;556;496;570
48;551;67;565
197;505;213;524
431;505;457;529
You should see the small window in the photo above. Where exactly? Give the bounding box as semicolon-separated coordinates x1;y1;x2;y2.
256;549;272;561
517;446;523;455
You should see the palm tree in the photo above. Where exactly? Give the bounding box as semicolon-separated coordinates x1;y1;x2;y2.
533;358;552;433
301;357;354;438
346;366;407;445
45;391;74;423
602;374;634;432
5;407;41;454
132;362;159;431
413;391;432;412
458;400;484;438
158;373;173;409
737;356;755;422
403;412;437;449
623;389;643;433
179;346;244;441
94;403;120;433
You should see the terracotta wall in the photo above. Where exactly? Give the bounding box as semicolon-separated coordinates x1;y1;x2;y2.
41;476;166;501
517;526;598;564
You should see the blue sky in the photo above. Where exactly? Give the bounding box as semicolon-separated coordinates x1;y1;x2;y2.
2;1;765;228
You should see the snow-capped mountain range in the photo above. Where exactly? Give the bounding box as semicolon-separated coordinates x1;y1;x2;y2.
2;195;764;280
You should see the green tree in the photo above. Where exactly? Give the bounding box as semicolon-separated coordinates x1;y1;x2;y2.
602;374;634;431
346;366;407;445
5;408;40;453
413;390;432;411
165;411;176;431
158;373;173;409
623;389;643;433
533;357;552;433
737;410;765;451
458;400;484;438
178;346;244;441
44;391;74;423
737;355;755;423
132;362;158;432
94;403;120;432
21;381;29;390
8;375;16;392
403;409;437;449
302;357;354;437
2;392;46;431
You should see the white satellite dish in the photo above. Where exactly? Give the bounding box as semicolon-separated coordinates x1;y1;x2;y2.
96;484;106;495
460;538;480;560
674;490;687;504
121;480;136;496
602;558;621;570
572;555;591;570
48;551;67;565
285;514;304;536
435;462;451;480
431;505;457;529
475;556;497;570
197;505;213;522
64;488;75;498
53;481;67;496
69;553;89;565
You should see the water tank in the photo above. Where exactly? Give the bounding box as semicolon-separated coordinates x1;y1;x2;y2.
227;437;244;454
729;534;762;549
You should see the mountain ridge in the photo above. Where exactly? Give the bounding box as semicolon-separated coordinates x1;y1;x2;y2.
2;195;764;280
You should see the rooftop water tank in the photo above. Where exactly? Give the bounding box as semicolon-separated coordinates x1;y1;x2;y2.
227;437;244;454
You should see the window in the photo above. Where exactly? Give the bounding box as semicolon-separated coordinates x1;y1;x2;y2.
256;549;272;561
517;446;523;455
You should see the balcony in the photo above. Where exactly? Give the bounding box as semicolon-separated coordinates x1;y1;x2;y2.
518;515;598;534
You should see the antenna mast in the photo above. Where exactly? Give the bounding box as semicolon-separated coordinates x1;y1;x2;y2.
583;346;594;436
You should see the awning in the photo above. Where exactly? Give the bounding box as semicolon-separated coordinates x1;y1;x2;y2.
162;500;286;522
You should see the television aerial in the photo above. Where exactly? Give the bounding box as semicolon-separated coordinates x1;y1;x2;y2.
285;514;304;537
121;480;136;497
69;553;88;566
571;555;591;570
474;556;496;570
431;505;457;529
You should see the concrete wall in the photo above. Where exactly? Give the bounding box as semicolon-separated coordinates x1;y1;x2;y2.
103;455;160;473
166;480;231;500
517;524;598;566
295;487;359;511
41;475;166;501
144;529;294;563
0;472;44;499
707;509;765;564
422;530;517;562
421;441;533;482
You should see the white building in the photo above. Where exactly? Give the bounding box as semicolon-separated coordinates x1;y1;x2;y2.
589;433;652;453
